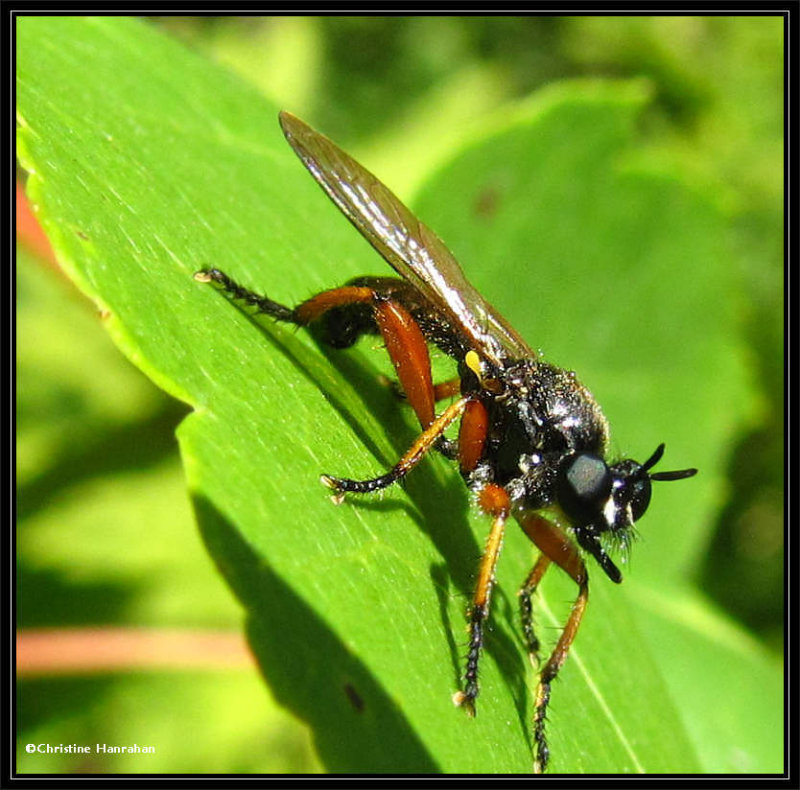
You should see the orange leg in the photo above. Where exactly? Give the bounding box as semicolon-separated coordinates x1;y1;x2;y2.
433;378;461;402
452;483;509;717
196;270;438;432
379;377;459;405
457;399;489;474
293;286;374;322
516;511;589;774
381;376;462;459
197;269;466;496
519;554;551;665
372;299;435;430
300;288;437;431
322;396;469;497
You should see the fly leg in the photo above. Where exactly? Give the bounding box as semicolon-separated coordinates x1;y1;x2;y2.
515;512;589;774
518;554;552;666
449;399;506;715
452;483;510;716
194;268;297;321
382;376;460;402
430;379;462;459
195;269;438;431
196;269;470;494
380;376;461;460
322;396;468;497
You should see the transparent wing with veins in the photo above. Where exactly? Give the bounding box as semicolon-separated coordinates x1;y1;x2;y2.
279;111;534;366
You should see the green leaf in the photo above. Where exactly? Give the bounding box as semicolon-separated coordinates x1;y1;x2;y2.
18;17;777;773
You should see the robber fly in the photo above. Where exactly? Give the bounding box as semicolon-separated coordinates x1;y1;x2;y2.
195;111;697;773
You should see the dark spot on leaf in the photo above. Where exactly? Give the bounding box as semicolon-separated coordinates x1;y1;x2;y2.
344;682;365;712
473;185;501;220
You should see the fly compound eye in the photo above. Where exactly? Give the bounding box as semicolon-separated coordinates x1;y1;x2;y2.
628;475;653;521
609;459;653;526
557;453;613;524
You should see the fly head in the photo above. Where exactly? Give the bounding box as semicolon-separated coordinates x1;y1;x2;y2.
555;443;697;583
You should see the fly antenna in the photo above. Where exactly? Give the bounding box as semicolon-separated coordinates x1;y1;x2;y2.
644;443;698;481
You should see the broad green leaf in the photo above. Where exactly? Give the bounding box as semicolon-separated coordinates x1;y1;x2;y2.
18;17;778;773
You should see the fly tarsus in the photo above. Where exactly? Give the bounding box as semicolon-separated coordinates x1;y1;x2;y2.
533;674;552;774
194;268;295;322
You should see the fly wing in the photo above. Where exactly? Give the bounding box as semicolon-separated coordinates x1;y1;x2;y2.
279;111;533;365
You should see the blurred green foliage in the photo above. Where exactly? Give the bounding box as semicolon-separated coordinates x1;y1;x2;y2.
17;15;782;774
16;250;322;773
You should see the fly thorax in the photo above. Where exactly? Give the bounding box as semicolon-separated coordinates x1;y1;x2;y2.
528;363;609;456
